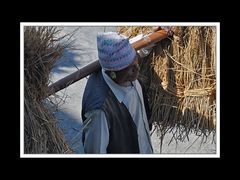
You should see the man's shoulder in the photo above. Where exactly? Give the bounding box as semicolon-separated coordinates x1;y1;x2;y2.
83;70;110;110
86;70;108;90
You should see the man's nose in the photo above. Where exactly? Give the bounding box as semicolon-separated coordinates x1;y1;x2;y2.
133;63;140;71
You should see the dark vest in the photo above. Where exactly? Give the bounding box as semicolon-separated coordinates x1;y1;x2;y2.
82;70;139;153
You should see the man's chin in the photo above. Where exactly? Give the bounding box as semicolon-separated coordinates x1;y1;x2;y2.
130;73;139;82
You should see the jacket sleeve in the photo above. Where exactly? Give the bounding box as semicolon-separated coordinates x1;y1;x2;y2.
82;109;109;153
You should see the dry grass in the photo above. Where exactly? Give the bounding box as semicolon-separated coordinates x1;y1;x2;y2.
118;26;216;148
24;26;73;153
117;26;153;38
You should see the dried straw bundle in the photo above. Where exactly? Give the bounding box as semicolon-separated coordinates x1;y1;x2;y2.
24;26;72;153
118;26;216;143
117;26;153;38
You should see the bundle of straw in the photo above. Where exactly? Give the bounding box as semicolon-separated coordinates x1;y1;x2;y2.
24;26;72;153
118;26;216;144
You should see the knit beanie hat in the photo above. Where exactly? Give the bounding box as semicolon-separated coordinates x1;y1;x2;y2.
97;32;136;71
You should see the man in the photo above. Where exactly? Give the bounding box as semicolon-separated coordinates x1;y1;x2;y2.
81;32;153;154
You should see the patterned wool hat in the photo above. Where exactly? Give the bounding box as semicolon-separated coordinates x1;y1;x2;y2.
97;32;136;71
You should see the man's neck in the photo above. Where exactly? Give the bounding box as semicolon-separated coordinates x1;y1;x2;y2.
118;81;133;87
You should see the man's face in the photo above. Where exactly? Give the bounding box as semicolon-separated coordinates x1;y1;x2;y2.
116;56;140;83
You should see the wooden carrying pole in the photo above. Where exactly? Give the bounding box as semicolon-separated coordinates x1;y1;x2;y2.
47;29;169;97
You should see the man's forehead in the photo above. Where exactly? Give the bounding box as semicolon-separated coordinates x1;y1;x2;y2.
133;55;139;62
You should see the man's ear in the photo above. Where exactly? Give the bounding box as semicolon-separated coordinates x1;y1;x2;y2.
110;71;117;80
